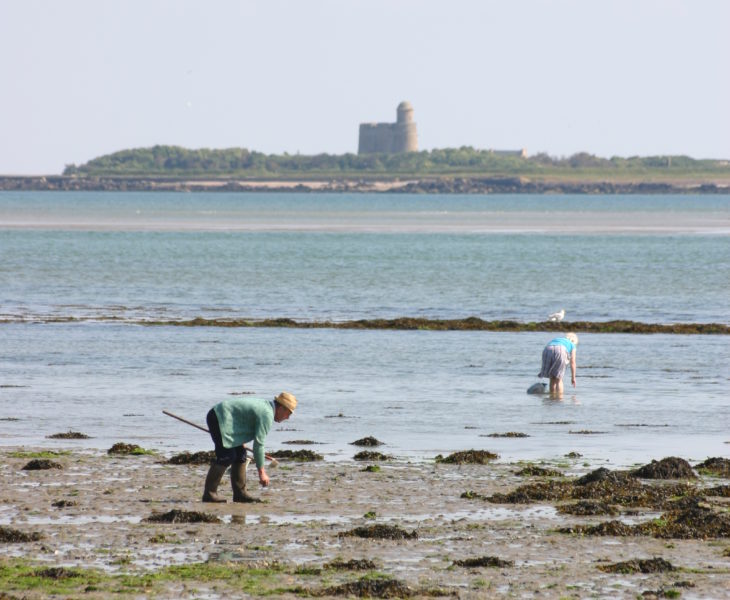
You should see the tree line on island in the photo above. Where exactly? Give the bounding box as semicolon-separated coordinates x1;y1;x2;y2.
63;145;730;180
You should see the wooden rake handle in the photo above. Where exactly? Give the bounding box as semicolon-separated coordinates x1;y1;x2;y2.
162;410;278;464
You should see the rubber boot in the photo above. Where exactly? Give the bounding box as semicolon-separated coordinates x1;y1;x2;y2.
202;463;228;503
231;461;261;503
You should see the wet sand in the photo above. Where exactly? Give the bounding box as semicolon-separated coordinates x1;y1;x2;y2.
1;447;729;599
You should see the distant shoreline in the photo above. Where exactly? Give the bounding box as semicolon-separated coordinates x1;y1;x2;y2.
1;175;729;194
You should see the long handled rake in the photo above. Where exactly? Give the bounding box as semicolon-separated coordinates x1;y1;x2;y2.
162;410;278;466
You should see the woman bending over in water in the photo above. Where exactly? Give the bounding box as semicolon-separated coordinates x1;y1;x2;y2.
538;332;578;396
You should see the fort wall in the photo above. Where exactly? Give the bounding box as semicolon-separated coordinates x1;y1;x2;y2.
358;101;418;154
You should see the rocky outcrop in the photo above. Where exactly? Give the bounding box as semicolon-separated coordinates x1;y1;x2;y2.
0;175;727;194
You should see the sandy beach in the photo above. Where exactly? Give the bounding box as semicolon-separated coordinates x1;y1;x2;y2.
1;445;729;599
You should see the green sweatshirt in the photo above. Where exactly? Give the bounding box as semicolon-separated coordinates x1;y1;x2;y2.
213;397;274;469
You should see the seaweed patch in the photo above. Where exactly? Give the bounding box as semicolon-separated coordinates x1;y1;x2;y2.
597;557;675;573
269;449;323;461
515;465;563;477
32;567;84;579
307;576;455;598
435;450;498;464
695;457;730;477
159;317;730;335
362;465;381;473
350;436;384;447
486;465;700;509
338;524;418;540
143;510;221;524
22;459;63;471
308;577;415;598
52;499;78;508
632;457;697;480
353;451;393;461
557;500;619;516
561;503;730;539
46;431;90;439
107;443;153;455
452;556;513;568
0;526;44;543
166;451;216;465
461;490;488;500
324;558;378;570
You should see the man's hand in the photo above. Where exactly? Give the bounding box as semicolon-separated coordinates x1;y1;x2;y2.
258;467;270;487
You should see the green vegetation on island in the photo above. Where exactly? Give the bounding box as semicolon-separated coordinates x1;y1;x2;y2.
63;145;730;182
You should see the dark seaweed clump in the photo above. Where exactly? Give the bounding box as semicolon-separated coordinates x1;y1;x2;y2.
632;457;697;480
338;524;418;540
107;442;148;455
695;457;730;477
0;526;43;543
173;317;730;335
46;430;90;439
484;432;529;438
324;558;378;570
557;500;619;516
52;499;78;508
311;578;415;598
350;436;384;446
166;450;216;465
564;451;583;458
476;459;730;540
453;556;513;568
143;509;221;524
487;479;574;504
515;465;564;477
435;450;498;464
461;490;488;500
353;451;393;461
488;466;695;508
269;449;323;461
705;484;730;497
598;557;675;574
561;502;730;539
33;567;83;579
304;576;456;599
575;467;626;485
22;459;63;470
282;440;320;445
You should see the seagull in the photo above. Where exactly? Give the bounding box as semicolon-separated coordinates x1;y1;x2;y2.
547;309;565;322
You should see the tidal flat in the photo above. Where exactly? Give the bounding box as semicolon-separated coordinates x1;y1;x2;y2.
1;448;729;599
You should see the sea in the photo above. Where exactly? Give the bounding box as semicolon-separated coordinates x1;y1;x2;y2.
1;191;729;469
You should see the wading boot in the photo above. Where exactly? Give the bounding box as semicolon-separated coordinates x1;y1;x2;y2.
202;462;228;503
231;461;261;503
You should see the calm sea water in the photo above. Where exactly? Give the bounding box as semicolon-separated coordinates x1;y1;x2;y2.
1;192;729;467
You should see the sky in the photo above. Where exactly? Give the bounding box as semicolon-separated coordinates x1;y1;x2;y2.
1;0;729;174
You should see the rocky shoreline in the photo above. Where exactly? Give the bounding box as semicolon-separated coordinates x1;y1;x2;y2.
1;175;729;194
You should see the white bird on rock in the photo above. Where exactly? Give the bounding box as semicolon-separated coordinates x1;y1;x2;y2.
547;309;565;322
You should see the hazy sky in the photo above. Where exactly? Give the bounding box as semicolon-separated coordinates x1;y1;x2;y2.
2;0;729;174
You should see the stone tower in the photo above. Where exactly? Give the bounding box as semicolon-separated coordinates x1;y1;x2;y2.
358;101;418;154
